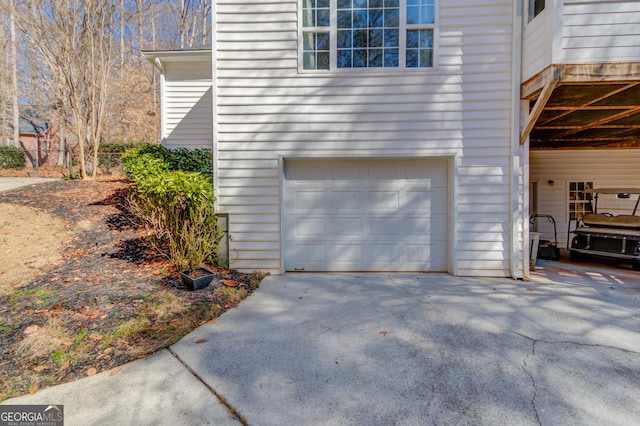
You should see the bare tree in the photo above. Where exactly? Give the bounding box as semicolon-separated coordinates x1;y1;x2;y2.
0;6;6;146
168;0;210;48
6;0;116;179
9;0;18;147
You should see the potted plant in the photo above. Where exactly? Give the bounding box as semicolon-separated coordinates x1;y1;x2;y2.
180;266;215;291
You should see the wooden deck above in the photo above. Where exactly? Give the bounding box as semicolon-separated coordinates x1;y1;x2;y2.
521;63;640;149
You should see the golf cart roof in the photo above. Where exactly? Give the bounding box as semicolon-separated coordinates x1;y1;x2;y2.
584;188;640;195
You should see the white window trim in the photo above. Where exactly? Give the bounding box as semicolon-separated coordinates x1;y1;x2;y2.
298;0;439;73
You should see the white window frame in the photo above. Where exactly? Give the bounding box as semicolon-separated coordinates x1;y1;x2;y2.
527;0;545;22
568;181;593;221
298;0;438;73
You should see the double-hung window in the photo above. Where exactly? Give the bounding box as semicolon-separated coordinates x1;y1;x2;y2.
301;0;436;71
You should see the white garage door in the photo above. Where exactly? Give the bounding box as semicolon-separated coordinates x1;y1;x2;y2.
284;158;448;272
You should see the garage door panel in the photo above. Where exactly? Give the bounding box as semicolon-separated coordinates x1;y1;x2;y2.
292;217;326;237
369;217;402;236
332;217;364;237
295;191;326;210
285;158;448;272
370;191;400;209
368;244;400;262
333;244;363;263
332;191;364;210
296;244;326;262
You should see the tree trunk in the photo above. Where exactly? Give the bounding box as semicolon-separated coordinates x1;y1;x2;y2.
9;0;19;147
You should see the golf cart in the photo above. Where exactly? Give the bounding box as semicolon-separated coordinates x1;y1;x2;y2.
530;214;561;260
568;188;640;271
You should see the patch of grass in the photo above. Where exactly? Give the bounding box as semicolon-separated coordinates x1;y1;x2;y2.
16;319;71;360
113;316;151;339
214;287;248;306
50;350;67;364
73;328;89;344
249;272;268;290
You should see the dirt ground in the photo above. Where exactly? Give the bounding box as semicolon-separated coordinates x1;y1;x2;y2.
0;177;264;401
0;204;68;296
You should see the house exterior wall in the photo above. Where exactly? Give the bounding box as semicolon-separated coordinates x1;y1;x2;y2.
530;149;640;247
522;4;552;82
561;0;640;64
214;0;525;276
162;61;213;149
19;132;62;168
522;0;640;81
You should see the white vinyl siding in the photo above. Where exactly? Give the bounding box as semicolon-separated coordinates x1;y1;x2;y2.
215;0;519;276
530;149;640;247
522;4;551;82
561;0;640;63
163;61;213;149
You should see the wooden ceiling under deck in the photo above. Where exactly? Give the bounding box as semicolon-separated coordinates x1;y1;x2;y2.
521;63;640;149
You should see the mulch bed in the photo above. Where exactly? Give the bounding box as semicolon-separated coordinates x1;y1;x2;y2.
0;177;261;401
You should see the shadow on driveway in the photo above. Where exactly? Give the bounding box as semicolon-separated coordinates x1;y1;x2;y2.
171;271;640;425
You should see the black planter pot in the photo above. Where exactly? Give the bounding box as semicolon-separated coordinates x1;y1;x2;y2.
179;267;215;291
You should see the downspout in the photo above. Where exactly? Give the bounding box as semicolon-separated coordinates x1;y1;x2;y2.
154;57;167;145
211;21;219;211
510;0;524;279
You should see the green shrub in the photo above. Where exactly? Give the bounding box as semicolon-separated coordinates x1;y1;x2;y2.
122;144;212;178
0;146;26;169
122;146;221;271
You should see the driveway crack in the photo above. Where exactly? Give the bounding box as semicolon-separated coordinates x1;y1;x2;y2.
168;347;248;425
507;331;640;355
521;339;542;426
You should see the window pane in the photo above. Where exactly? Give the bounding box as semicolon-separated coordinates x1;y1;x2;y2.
317;52;330;69
406;30;419;48
353;30;368;47
384;8;399;26
303;30;329;70
406;6;419;24
369;8;383;27
303;9;314;27
406;29;433;67
369;49;383;67
317;32;330;50
384;48;398;66
303;52;316;69
317;9;330;26
338;50;352;68
406;49;418;67
419;29;433;48
407;0;435;24
421;5;434;24
338;30;352;48
317;0;329;7
353;49;367;67
354;10;368;28
384;29;398;47
303;32;315;50
370;29;383;47
338;10;352;28
329;0;402;69
419;49;432;67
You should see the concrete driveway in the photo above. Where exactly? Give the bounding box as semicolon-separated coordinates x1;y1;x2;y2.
5;263;640;425
0;176;59;193
171;265;640;425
